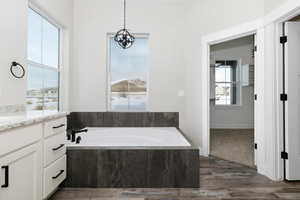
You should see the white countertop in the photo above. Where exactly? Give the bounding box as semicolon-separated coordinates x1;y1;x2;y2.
0;110;68;132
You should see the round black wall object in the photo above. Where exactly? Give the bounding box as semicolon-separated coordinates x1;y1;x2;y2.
10;61;25;79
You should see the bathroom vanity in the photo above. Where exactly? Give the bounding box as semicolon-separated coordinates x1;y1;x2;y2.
0;111;67;200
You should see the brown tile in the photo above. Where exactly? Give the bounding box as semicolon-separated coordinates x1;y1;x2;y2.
51;189;91;199
52;156;300;200
274;192;300;199
91;198;116;200
90;189;120;197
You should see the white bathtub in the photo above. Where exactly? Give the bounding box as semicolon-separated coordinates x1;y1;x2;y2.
67;127;191;147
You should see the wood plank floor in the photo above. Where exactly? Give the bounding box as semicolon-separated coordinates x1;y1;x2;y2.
50;156;300;200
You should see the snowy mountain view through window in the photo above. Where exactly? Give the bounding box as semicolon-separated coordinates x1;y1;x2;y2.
27;8;60;111
109;36;149;111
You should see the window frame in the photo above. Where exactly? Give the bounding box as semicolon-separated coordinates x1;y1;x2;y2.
106;33;150;112
214;60;242;108
27;5;63;111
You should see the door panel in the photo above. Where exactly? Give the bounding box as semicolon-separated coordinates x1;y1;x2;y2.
254;34;257;166
285;22;300;180
0;143;42;200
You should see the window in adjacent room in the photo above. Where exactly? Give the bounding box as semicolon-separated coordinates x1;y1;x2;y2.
108;35;149;111
27;8;60;111
214;60;240;105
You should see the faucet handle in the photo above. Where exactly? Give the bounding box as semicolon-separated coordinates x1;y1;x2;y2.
76;136;82;144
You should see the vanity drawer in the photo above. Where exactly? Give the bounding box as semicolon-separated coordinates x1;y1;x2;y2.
44;117;66;138
43;155;66;198
44;132;66;167
0;124;42;157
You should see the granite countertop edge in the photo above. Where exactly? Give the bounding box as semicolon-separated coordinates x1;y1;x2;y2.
0;111;68;133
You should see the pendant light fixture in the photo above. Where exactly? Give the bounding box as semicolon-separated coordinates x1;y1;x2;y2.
114;0;135;49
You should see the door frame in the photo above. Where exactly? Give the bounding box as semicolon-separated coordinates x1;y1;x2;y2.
200;0;300;181
272;3;300;181
201;19;263;172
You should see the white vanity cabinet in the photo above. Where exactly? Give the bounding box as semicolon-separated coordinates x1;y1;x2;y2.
0;143;43;200
43;118;67;199
0;115;67;200
0;124;43;200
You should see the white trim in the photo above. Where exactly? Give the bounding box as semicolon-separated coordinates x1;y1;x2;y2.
264;1;300;26
198;147;203;156
28;1;65;29
27;1;70;112
210;124;254;129
202;19;263;45
275;11;297;182
213;105;243;110
27;7;62;112
264;0;300;182
59;28;70;112
27;60;60;72
275;22;284;181
201;19;262;157
202;0;300;181
106;34;111;112
106;33;150;112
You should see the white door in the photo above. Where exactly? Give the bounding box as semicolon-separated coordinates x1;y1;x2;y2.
285;22;300;180
254;34;258;166
0;143;42;200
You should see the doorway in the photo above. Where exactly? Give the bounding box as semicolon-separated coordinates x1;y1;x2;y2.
279;16;300;180
208;35;256;167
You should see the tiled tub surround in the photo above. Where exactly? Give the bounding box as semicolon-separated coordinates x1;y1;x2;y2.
67;112;179;129
66;147;199;188
65;112;199;188
65;128;200;188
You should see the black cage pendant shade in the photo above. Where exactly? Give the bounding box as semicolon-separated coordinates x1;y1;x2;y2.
114;0;135;49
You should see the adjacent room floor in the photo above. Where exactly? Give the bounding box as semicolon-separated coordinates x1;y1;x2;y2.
210;129;255;167
50;156;300;200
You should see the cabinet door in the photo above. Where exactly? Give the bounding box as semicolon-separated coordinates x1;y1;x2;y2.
0;143;42;200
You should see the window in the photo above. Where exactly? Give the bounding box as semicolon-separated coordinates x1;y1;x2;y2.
214;60;240;105
108;36;149;111
27;8;60;111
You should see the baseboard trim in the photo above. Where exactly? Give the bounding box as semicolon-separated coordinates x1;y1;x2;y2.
211;123;254;129
199;147;207;156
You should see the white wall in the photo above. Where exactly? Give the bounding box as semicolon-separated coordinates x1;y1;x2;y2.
183;0;288;148
30;0;73;27
264;0;287;14
0;0;28;106
0;0;289;148
0;0;73;110
183;0;265;147
210;36;255;129
70;0;187;125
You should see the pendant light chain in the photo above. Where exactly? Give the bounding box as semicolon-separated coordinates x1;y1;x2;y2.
114;0;135;49
124;0;126;29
